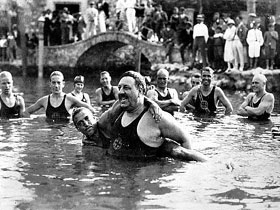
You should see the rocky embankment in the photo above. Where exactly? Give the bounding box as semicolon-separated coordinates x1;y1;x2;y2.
150;63;280;94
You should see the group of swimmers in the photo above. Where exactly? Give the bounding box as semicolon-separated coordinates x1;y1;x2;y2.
0;68;275;161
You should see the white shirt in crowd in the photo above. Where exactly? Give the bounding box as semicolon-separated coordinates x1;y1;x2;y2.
124;0;136;9
193;22;209;42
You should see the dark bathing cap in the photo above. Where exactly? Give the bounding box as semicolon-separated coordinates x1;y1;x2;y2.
74;75;84;83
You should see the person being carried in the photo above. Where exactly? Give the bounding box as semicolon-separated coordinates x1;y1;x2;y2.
73;71;207;162
180;67;233;116
95;71;119;108
237;74;274;121
146;68;180;116
69;75;90;104
23;71;95;121
0;71;25;119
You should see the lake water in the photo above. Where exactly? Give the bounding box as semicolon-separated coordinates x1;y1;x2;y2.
1;76;280;210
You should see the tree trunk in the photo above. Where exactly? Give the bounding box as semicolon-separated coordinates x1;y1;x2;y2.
247;0;256;14
198;0;203;14
276;0;280;18
17;7;27;77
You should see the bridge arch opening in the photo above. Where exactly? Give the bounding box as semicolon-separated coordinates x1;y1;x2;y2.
76;41;151;76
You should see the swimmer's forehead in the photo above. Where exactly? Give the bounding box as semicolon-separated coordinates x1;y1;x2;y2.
73;109;92;121
252;75;266;83
118;76;136;86
0;75;13;82
50;74;64;81
157;69;169;77
191;77;201;82
202;70;212;76
0;72;13;81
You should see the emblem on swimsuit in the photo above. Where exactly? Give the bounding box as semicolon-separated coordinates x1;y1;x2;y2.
200;100;208;110
200;100;211;113
113;137;123;150
52;112;61;119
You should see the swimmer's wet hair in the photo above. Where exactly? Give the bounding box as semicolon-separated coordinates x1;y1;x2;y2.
120;70;146;94
253;73;267;84
202;67;214;75
100;71;110;77
157;68;169;77
50;71;64;81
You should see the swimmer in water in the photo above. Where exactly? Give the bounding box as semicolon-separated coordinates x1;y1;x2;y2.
95;71;119;108
73;71;207;162
180;67;233;116
237;74;274;121
0;71;25;118
69;75;90;105
23;71;95;121
146;69;181;116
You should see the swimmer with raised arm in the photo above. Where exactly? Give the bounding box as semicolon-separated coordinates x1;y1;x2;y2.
0;71;25;118
23;71;95;120
237;74;274;120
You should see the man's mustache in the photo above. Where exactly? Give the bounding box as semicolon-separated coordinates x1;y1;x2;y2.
118;93;128;99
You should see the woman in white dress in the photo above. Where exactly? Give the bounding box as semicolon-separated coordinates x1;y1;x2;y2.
223;19;236;71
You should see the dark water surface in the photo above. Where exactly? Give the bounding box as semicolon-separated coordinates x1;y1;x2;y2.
1;76;280;210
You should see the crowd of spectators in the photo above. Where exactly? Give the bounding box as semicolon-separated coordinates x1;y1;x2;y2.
2;0;280;71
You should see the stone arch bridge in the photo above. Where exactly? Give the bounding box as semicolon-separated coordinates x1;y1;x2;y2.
44;31;167;69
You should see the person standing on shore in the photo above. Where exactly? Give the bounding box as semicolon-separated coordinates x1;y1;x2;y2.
246;21;264;69
263;23;278;70
0;71;25;119
84;1;98;38
191;14;208;68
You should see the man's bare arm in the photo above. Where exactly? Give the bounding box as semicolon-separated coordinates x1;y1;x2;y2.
245;94;274;116
216;88;233;115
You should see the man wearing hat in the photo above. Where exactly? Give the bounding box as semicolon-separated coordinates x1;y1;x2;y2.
246;21;264;69
223;18;236;72
69;75;91;105
191;14;208;68
84;0;98;38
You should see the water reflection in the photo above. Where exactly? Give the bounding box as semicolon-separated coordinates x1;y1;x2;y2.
0;76;280;210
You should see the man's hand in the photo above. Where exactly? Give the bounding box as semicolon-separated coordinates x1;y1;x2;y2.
144;96;162;122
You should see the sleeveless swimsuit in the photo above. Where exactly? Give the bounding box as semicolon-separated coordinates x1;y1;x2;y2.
248;93;270;121
109;107;158;159
194;86;217;115
155;88;176;115
0;95;21;118
101;87;116;101
71;92;87;103
46;95;70;120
